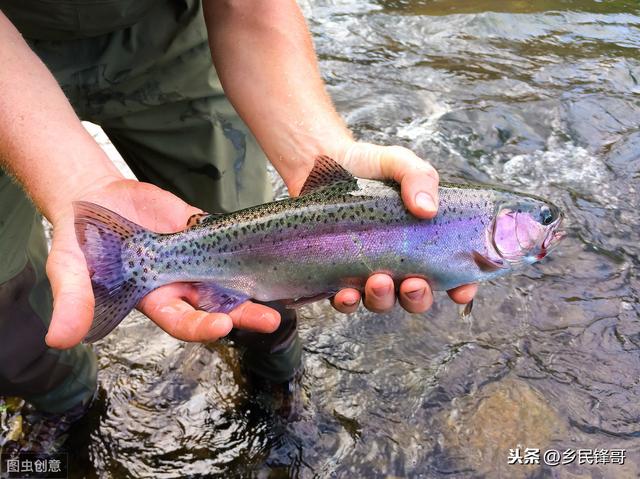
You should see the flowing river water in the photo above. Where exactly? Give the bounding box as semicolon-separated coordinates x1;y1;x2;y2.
3;0;640;477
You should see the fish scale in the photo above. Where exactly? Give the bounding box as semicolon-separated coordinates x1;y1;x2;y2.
74;156;564;342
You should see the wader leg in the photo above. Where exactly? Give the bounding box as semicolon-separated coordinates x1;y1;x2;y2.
229;303;302;383
0;173;97;414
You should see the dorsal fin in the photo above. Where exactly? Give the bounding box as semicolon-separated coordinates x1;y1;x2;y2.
186;212;225;228
299;155;356;195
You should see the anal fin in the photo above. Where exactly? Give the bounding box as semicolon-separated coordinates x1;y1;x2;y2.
194;282;249;313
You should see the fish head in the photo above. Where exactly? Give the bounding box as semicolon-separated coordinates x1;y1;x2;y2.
488;195;565;267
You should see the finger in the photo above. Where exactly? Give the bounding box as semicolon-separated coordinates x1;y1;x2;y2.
363;273;396;313
447;283;478;305
228;302;281;333
140;293;234;342
140;282;280;335
89;179;202;233
377;146;440;219
398;278;433;313
342;143;440;218
332;288;361;314
45;227;95;349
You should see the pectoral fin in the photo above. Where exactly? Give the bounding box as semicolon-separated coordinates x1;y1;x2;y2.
472;251;504;272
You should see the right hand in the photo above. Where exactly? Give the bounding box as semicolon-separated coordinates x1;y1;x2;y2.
45;178;281;349
330;143;478;314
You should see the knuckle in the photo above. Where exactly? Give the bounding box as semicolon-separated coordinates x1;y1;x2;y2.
382;146;439;181
165;316;182;339
169;309;194;340
234;310;247;330
415;162;439;182
45;251;63;278
385;145;411;157
58;289;94;311
426;166;440;182
196;315;218;340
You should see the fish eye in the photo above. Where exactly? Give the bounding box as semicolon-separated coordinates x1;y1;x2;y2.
539;205;554;225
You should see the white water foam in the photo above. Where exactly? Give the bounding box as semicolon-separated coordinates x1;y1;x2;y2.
83;121;135;179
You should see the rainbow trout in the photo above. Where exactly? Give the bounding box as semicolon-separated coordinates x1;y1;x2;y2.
75;156;564;342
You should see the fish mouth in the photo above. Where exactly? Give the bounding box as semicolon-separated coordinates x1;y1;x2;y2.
538;216;566;259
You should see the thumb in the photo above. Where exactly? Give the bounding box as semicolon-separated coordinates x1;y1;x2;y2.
343;143;440;219
45;220;94;349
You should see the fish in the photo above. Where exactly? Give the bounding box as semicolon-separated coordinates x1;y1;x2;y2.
74;156;565;342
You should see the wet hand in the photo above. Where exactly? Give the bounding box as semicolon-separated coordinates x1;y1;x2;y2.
330;142;478;314
45;179;280;349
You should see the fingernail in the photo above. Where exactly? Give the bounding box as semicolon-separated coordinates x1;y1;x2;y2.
342;298;358;307
372;285;391;298
415;192;436;213
405;288;425;301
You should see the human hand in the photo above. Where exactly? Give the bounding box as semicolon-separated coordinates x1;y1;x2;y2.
329;142;477;314
45;179;280;349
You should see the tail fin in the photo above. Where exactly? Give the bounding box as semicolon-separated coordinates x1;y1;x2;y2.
73;201;151;343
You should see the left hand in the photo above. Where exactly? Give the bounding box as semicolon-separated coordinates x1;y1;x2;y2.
329;142;477;314
45;179;281;348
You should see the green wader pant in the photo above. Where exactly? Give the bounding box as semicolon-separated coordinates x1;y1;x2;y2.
0;0;301;414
